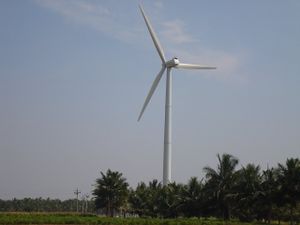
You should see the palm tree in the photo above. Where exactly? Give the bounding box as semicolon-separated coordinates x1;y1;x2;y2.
93;169;129;217
234;164;261;222
158;182;183;218
129;179;163;217
129;182;148;216
277;158;300;225
203;153;239;220
181;177;204;217
146;179;163;217
258;168;279;223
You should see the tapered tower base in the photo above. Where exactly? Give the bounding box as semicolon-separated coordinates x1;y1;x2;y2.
163;68;172;186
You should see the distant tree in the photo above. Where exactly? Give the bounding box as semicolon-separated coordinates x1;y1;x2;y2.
234;164;261;222
180;177;204;217
277;158;300;225
158;182;183;218
129;182;148;216
93;169;129;217
203;153;239;220
146;179;163;217
257;168;279;223
129;179;165;217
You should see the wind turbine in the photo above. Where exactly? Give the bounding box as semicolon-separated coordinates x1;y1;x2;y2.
138;5;216;186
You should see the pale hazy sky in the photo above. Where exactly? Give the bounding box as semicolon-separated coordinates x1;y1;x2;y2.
0;0;299;200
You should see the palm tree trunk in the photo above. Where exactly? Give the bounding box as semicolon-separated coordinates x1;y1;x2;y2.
290;206;293;225
107;201;112;217
267;206;271;224
110;208;114;217
223;204;230;220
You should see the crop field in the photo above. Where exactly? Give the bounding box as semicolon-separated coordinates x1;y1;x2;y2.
0;212;287;225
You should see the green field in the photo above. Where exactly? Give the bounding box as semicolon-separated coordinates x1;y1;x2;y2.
0;213;286;225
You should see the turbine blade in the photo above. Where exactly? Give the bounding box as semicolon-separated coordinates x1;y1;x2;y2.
139;4;166;63
138;66;166;121
175;63;216;70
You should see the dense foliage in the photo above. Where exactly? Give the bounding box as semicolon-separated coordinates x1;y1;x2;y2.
0;212;291;225
0;198;95;213
1;154;299;224
128;154;300;223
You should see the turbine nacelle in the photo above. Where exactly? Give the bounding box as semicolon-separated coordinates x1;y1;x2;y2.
165;57;179;68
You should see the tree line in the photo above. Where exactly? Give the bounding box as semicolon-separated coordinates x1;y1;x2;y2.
0;198;95;213
0;154;299;224
93;154;299;224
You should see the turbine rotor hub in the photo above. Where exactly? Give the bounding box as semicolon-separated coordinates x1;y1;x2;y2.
165;57;179;68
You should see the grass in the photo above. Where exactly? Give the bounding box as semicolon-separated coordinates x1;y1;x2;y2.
0;212;287;225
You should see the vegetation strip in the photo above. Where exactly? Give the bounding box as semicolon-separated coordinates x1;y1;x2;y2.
1;154;299;224
0;213;284;225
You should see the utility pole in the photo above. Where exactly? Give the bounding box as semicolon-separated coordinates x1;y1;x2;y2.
74;188;81;213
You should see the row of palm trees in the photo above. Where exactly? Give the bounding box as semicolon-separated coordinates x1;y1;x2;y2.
93;154;300;223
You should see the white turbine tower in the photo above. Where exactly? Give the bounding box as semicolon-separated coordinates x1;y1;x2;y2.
138;5;216;186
